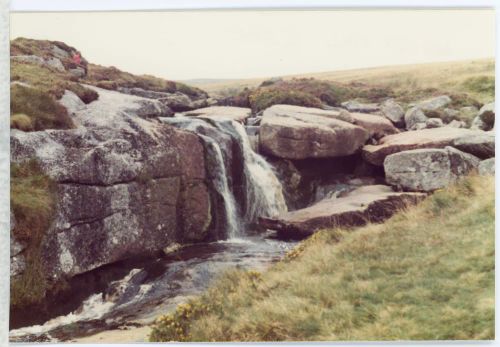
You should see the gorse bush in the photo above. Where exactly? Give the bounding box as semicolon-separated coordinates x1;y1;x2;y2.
11;160;57;308
150;175;494;342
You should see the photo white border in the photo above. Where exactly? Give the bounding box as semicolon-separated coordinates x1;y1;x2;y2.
1;1;498;347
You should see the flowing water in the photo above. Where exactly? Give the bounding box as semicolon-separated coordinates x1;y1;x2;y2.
10;116;293;342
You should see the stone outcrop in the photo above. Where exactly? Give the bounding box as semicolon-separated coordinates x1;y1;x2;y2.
471;102;495;131
452;131;495;159
183;106;252;123
404;107;428;130
259;185;426;238
380;99;405;127
413;95;452;111
11;86;213;280
384;146;480;192
478;158;495;176
349;112;399;139
259;105;369;160
363;127;484;166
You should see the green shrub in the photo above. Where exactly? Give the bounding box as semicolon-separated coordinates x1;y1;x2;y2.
10;113;34;131
249;88;323;112
11;84;74;131
11;160;57;308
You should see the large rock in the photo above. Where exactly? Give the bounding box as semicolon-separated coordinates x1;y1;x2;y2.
452;132;495;159
405;107;428;130
380;99;405;127
259;185;426;238
160;92;208;112
471;102;495;131
349;112;399;139
183;106;252;123
363;127;485;166
341;100;380;113
384;146;480;192
478;158;495;176
259;105;369;160
11;86;213;279
414;95;452;111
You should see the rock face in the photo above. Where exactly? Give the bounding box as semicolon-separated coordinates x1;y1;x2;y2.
405;107;428;130
183;106;252;123
259;185;426;238
478;158;495;176
363;127;484;166
471;102;495;131
380;99;405;127
11;86;213;279
452;132;495;159
384;147;480;192
349;112;399;139
259;105;369;160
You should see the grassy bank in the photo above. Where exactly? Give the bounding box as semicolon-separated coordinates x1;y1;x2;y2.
10;160;57;308
150;175;494;342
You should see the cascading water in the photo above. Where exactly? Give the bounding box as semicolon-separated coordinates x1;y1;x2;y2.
198;134;241;237
160;116;287;236
213;120;287;223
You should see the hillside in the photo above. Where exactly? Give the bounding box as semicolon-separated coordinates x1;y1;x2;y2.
194;59;494;104
151;174;495;342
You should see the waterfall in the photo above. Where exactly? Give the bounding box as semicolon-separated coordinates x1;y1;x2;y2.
214;120;287;223
198;134;241;238
160;116;287;238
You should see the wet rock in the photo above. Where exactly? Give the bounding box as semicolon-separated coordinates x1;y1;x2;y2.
363;127;484;166
183;106;252;123
384;146;480;192
478;158;495;176
259;185;426;238
380;99;405;127
452;131;495;159
341;100;380;113
259;105;368;160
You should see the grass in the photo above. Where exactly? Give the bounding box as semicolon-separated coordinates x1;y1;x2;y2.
198;59;494;106
150;175;494;342
10;160;57;308
10;84;74;131
85;63;207;98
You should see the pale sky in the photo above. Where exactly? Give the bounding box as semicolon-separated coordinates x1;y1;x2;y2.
10;9;495;80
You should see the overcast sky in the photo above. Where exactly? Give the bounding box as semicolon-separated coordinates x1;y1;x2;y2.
10;9;495;80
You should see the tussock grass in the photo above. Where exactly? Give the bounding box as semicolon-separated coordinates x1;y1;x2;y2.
10;114;33;132
150;175;494;342
11;160;57;308
10;84;74;131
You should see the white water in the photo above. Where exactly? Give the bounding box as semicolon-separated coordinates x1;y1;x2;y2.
199;134;241;237
220;121;287;223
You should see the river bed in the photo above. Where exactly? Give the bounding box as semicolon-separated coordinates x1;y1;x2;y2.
9;232;297;343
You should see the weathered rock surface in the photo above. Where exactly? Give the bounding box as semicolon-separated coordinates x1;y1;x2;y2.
11;86;213;279
471;102;495;131
363;127;484;166
447;120;467;128
10;212;27;277
349;112;399;139
405;107;428;130
478;158;495;176
159;93;208;112
259;185;426;238
11;55;65;72
414;95;452;111
259;105;369;160
380;99;405;127
425;118;444;129
452;131;495;159
341;100;380;113
183;106;252;123
384;146;480;192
